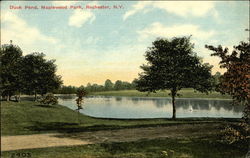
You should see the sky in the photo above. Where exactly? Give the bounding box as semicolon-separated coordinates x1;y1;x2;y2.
1;1;249;86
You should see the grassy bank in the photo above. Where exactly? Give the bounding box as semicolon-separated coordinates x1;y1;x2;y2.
2;137;247;158
90;89;231;99
1;101;237;136
1;101;247;158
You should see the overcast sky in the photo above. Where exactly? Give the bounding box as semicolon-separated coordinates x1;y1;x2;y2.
1;1;249;86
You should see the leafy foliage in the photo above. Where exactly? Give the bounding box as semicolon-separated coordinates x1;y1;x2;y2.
206;40;250;144
136;37;213;119
205;41;250;104
53;85;78;94
212;72;222;91
39;93;58;105
0;43;23;100
114;80;123;90
76;88;88;110
222;122;250;144
21;53;63;98
1;42;63;101
104;79;114;91
84;80;136;92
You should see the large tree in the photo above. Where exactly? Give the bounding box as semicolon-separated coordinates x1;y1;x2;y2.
205;41;250;121
114;80;123;90
104;79;114;91
136;37;213;119
21;53;63;100
0;42;23;101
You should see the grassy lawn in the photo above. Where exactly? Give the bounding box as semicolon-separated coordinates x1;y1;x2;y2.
1;101;247;158
1;101;238;136
90;89;231;99
2;137;247;158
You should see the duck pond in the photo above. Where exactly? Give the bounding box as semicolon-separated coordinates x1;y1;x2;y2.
57;95;244;119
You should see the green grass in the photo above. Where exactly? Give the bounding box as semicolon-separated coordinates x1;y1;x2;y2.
90;89;231;99
2;137;248;158
1;101;247;158
1;101;238;136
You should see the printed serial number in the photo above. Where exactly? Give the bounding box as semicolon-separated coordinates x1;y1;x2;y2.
11;153;31;158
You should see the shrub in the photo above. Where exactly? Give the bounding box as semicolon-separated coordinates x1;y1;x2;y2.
222;122;250;144
75;88;87;110
39;93;58;105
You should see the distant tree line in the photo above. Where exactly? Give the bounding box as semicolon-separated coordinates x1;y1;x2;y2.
0;42;63;101
54;79;137;94
86;79;137;92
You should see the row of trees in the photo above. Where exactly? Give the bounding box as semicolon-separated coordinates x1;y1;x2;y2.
55;73;221;94
86;79;137;92
0;42;63;101
53;85;78;94
54;79;137;94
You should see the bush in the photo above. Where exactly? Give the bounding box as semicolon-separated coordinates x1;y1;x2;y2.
222;122;250;144
39;93;58;105
75;88;87;110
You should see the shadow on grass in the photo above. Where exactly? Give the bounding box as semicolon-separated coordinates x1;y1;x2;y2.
26;121;226;134
26;118;242;134
98;137;248;158
26;122;127;133
35;104;55;108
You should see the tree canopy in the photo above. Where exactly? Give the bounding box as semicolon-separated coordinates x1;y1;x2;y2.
205;41;250;121
136;37;213;119
104;79;114;91
0;43;23;101
0;42;63;101
21;53;62;99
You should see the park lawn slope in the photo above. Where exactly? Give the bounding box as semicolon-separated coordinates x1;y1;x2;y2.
1;137;247;158
91;89;231;99
1;101;238;136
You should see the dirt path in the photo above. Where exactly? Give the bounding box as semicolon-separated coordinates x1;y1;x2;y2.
1;123;220;151
1;133;92;151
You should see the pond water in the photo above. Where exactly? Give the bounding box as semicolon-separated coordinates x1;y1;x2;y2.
58;95;244;119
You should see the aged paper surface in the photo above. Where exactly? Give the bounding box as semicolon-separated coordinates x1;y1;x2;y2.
1;1;249;157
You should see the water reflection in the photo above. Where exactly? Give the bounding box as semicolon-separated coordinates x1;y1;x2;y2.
58;96;244;119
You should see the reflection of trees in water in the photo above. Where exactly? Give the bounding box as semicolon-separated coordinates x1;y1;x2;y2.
175;99;210;110
127;97;172;108
115;97;123;102
88;96;244;114
152;98;244;114
176;99;243;114
233;105;244;113
175;100;190;109
211;100;231;111
154;99;171;108
211;100;244;114
126;97;244;114
130;97;140;105
142;98;171;108
58;95;76;100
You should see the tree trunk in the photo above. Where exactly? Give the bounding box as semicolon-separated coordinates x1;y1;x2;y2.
78;110;80;124
171;89;177;119
15;92;21;102
7;92;10;101
34;91;37;101
18;92;21;102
